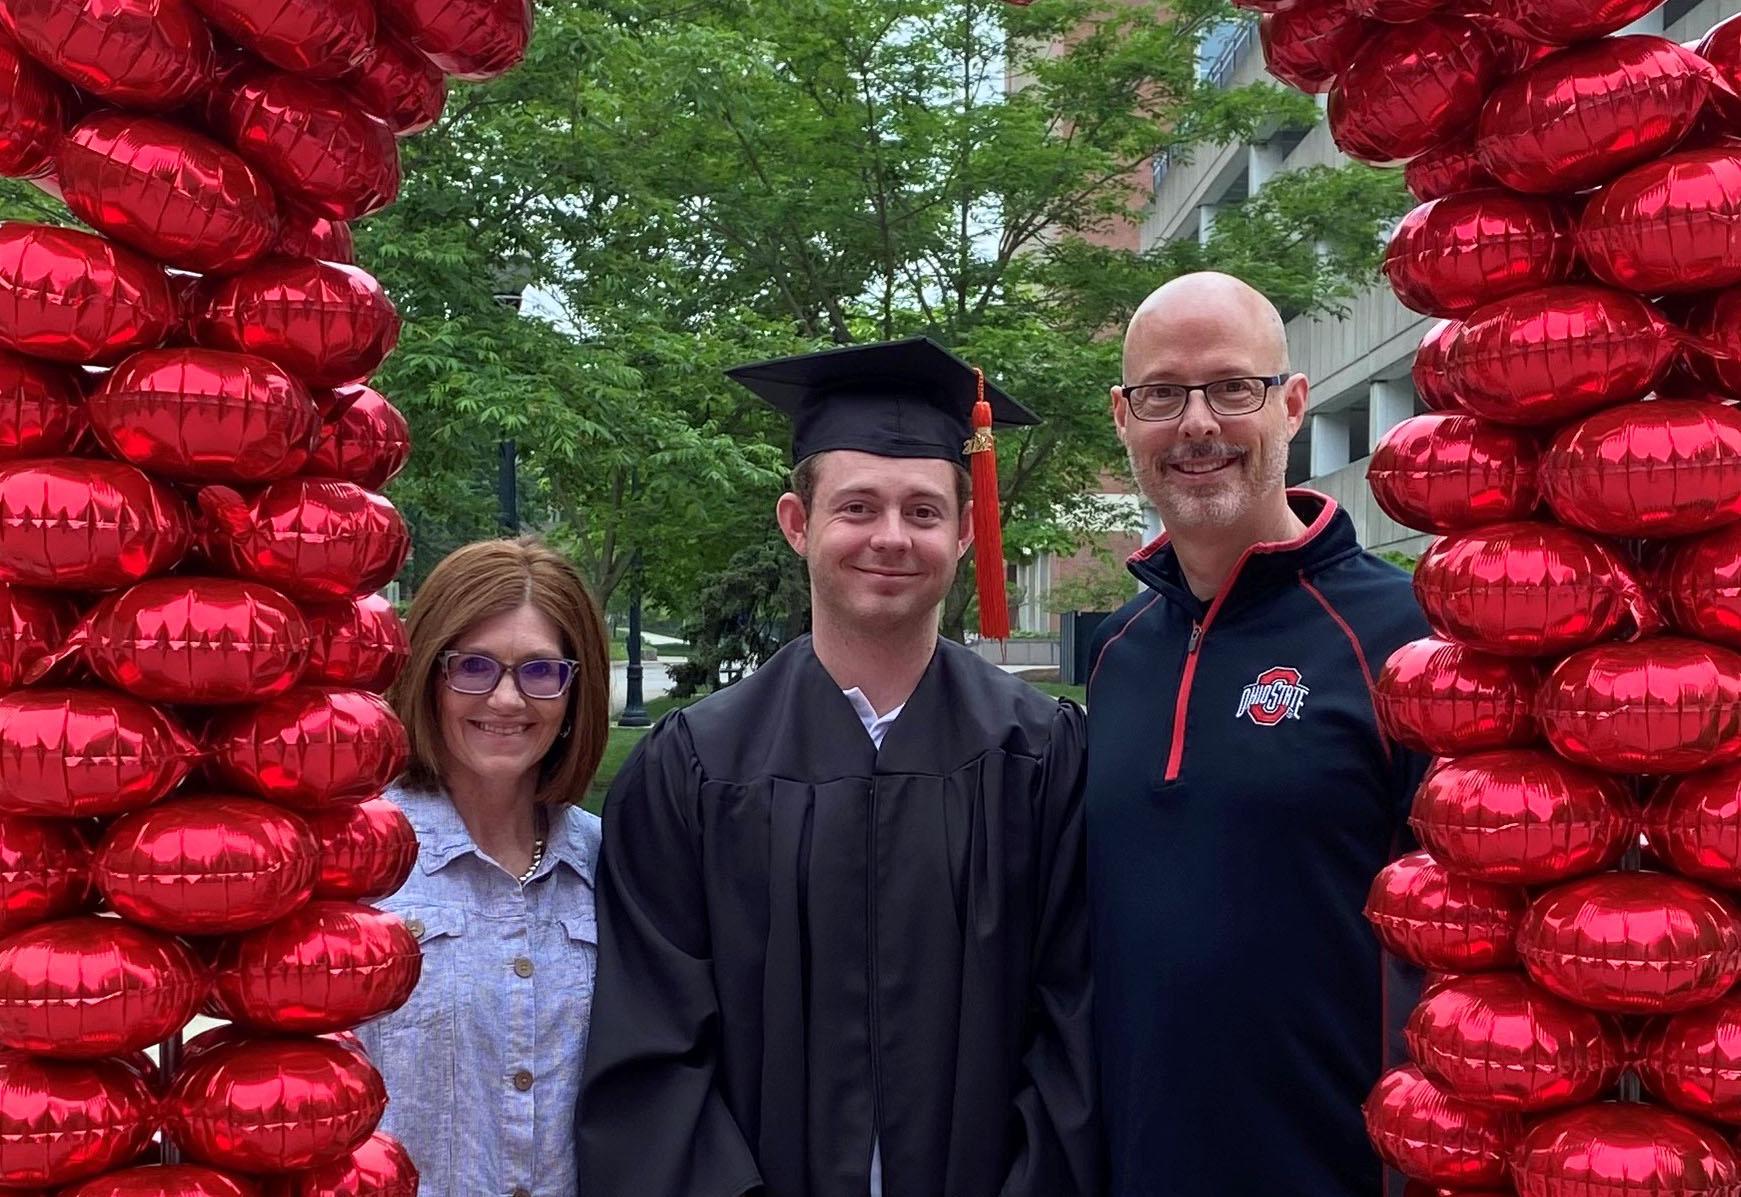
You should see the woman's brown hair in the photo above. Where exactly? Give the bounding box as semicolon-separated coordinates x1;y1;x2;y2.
389;536;610;806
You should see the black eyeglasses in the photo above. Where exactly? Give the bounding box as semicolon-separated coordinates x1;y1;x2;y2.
439;651;578;699
1120;375;1288;422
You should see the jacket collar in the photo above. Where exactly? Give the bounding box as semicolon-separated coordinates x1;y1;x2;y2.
388;782;599;886
1127;490;1361;614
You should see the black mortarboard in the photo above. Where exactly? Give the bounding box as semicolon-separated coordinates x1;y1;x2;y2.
725;336;1038;465
726;336;1037;642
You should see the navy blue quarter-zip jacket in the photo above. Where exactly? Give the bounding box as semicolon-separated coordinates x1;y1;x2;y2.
1086;491;1430;1197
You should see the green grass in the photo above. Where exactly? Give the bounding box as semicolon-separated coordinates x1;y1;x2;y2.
584;677;1084;811
585;694;697;812
1029;681;1086;706
608;638;691;662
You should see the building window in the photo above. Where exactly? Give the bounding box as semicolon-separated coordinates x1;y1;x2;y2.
1197;17;1257;88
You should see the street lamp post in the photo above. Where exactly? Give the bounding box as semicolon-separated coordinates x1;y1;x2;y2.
619;547;650;727
491;261;534;534
498;438;518;533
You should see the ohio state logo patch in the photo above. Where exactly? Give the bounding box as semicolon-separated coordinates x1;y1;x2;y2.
1235;666;1309;726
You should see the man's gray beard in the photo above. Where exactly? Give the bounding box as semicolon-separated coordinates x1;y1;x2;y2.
1130;437;1289;532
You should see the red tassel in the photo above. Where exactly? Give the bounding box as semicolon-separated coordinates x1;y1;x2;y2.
968;368;1010;642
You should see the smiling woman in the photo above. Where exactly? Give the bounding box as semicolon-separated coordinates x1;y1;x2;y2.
355;536;610;1197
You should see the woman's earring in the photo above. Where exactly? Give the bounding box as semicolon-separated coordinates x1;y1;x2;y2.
558;722;572;739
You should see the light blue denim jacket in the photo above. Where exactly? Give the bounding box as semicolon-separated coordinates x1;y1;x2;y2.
355;782;601;1197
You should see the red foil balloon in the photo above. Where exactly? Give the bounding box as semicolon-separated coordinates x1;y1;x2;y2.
301;594;409;691
1518;872;1741;1013
95;795;317;934
1405;972;1622;1111
44;577;310;706
1405;134;1496;201
1328;16;1498;164
1363;1063;1520;1185
0;585;74;690
1410;749;1635;884
89;350;320;484
1640;992;1741;1123
1366;414;1540;533
1350;0;1444;23
1665;523;1741;650
0;1053;157;1187
304;799;416;902
1580;147;1741;294
1539;637;1741;775
58;114;279;276
1684;285;1741;399
1260;0;1375;93
188;0;373;77
1476;36;1711;195
273;210;354;263
1365;850;1526;971
346;28;447;137
205;687;409;809
1374;636;1538;754
0;350;84;460
212;900;420;1033
0;223;177;366
0;35;69;179
1442;285;1677;426
1485;0;1670;43
1702;15;1741;102
0;688;198;817
0;459;191;590
197;481;411;602
1651;762;1741;887
209;70;398;222
2;0;215;111
1412;522;1656;657
190;259;400;388
1383;190;1575;317
377;0;532;80
62;1165;261;1197
266;1132;416;1197
0;916;206;1057
168;1036;386;1171
1542;400;1741;538
1510;1103;1741;1195
0;815;88;935
304;385;411;491
1412;318;1466;413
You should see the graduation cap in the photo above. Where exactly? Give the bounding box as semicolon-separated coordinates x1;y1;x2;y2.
726;336;1038;641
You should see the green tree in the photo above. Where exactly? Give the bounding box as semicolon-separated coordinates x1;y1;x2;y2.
0;0;1412;638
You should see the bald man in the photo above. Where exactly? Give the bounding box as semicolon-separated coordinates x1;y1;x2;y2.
1084;273;1429;1195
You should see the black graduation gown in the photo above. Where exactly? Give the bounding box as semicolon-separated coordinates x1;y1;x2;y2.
575;635;1098;1197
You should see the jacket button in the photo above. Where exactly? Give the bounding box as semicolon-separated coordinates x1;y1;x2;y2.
512;1189;531;1197
404;918;424;939
513;956;534;978
513;1069;534;1091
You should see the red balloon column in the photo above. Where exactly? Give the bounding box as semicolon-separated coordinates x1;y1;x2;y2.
1249;0;1741;1184
0;0;529;1188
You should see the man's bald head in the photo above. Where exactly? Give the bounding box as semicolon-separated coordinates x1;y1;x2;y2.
1123;272;1289;381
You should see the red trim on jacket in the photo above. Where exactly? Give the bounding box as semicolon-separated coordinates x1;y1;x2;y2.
1298;572;1393;766
1151;493;1343;783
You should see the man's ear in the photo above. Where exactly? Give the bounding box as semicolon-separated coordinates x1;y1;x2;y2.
776;491;809;555
958;497;976;561
1110;385;1128;444
1282;374;1309;440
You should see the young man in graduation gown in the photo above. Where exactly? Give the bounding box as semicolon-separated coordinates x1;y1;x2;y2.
575;337;1099;1197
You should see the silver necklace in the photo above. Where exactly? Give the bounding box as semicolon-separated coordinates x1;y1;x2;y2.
517;811;548;885
518;836;546;885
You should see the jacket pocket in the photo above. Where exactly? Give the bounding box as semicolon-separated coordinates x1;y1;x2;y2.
369;903;464;1189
